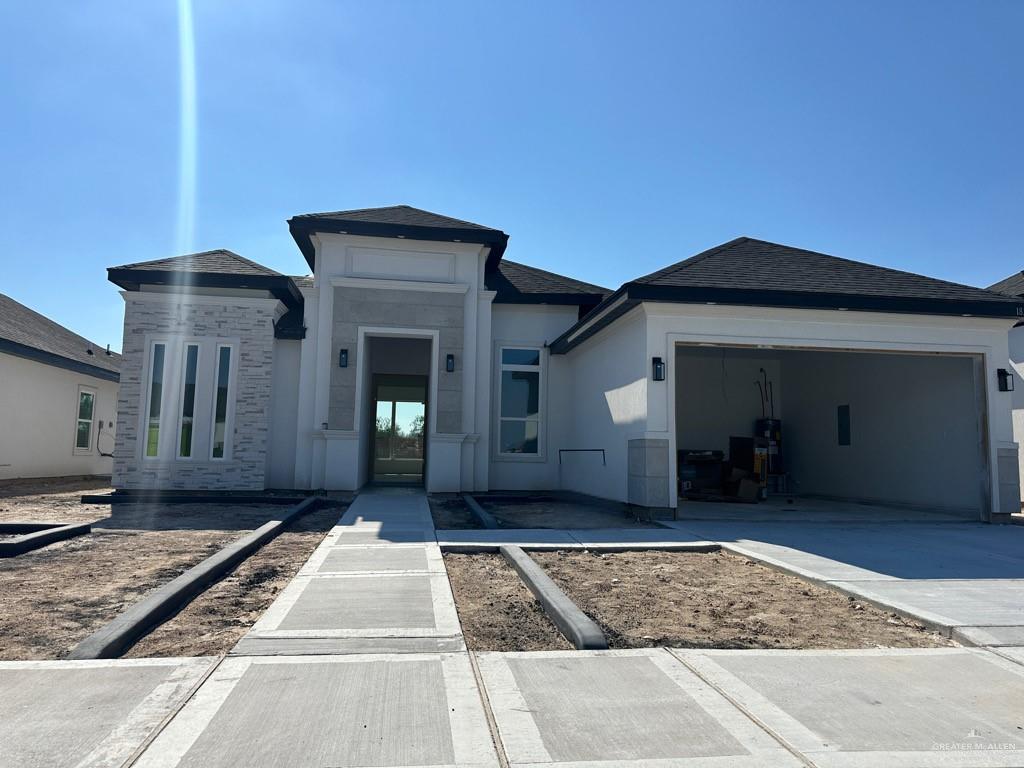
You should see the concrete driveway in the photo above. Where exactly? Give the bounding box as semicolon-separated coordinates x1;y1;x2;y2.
666;517;1024;646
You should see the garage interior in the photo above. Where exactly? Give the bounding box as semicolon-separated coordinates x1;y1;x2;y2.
674;344;986;519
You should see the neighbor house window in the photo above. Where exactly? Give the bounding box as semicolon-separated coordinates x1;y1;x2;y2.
211;345;232;459
499;347;541;455
178;344;199;457
75;387;96;452
145;343;166;458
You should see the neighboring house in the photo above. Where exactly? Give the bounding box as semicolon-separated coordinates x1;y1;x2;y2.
0;293;120;480
107;206;1022;521
986;270;1024;507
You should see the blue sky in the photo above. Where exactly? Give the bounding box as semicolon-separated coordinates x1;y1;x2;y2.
1;1;1022;352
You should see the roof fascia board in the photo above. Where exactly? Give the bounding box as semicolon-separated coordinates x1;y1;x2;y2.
628;283;1024;319
108;268;303;309
0;339;120;382
288;217;509;271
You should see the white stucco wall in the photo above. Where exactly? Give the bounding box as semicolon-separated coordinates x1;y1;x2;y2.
488;304;579;490
560;308;648;502
1007;324;1024;502
0;352;118;480
266;339;301;489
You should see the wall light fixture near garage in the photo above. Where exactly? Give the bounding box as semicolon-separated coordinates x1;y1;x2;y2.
652;356;665;381
338;349;348;368
446;354;456;373
998;368;1014;392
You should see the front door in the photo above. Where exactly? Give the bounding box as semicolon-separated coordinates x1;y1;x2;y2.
371;374;427;484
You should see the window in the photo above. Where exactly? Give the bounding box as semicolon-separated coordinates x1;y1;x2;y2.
211;345;232;459
75;388;95;451
499;347;541;455
178;344;199;457
145;343;166;458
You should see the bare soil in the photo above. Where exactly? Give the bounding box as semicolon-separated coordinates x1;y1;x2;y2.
126;504;341;657
480;495;662;529
0;476;113;524
444;553;570;651
0;479;345;660
429;495;483;529
530;550;952;650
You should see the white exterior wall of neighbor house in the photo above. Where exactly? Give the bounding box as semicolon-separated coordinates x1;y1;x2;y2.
113;291;282;491
643;302;1018;515
488;304;579;490
0;352;118;480
292;233;493;493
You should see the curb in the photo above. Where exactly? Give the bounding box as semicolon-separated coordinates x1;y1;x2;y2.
499;544;608;650
463;495;499;529
68;496;324;659
0;522;92;557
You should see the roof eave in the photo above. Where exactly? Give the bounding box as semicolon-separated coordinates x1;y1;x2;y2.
107;268;304;310
0;338;120;382
288;217;509;271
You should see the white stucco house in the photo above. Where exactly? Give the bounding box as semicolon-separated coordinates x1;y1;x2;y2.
107;206;1022;522
0;293;120;480
987;270;1024;508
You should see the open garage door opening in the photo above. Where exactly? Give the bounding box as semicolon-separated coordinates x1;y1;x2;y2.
674;344;988;521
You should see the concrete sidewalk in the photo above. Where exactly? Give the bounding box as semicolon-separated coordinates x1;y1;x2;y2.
665;518;1024;646
437;526;718;551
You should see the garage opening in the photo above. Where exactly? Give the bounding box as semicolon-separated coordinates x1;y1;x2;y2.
674;344;987;519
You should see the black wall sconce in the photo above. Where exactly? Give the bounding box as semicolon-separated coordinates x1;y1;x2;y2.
998;368;1014;392
652;356;665;381
446;354;456;373
338;349;348;368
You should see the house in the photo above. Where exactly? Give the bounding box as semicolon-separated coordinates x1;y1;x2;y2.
986;270;1024;507
107;206;1022;521
0;293;120;480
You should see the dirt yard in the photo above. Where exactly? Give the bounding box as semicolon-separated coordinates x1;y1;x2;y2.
477;494;662;529
0;479;344;660
530;550;952;650
429;495;483;529
126;504;341;657
444;553;570;651
0;475;113;524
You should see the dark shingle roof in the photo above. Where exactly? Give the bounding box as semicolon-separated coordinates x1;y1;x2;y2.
988;272;1024;297
112;249;282;277
288;205;509;270
0;293;120;380
290;275;314;290
488;260;610;304
291;205;500;232
633;237;1018;305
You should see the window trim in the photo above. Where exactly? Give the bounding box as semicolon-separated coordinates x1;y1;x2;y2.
176;343;201;459
209;343;237;461
73;385;97;455
142;341;167;460
495;344;545;461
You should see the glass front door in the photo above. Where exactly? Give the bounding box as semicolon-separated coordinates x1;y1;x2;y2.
372;375;427;484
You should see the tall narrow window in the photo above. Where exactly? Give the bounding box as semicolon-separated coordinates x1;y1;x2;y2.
499;347;541;455
145;343;166;458
75;388;95;451
211;346;232;459
178;344;199;457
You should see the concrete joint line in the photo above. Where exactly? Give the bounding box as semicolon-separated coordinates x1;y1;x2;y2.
664;649;817;768
463;495;499;529
69;497;325;659
467;651;511;768
499;545;608;650
121;654;227;768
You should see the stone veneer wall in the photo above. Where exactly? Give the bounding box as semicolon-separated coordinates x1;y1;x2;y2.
627;438;671;508
329;286;464;433
113;297;277;490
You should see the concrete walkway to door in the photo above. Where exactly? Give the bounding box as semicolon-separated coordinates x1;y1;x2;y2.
665;514;1024;647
